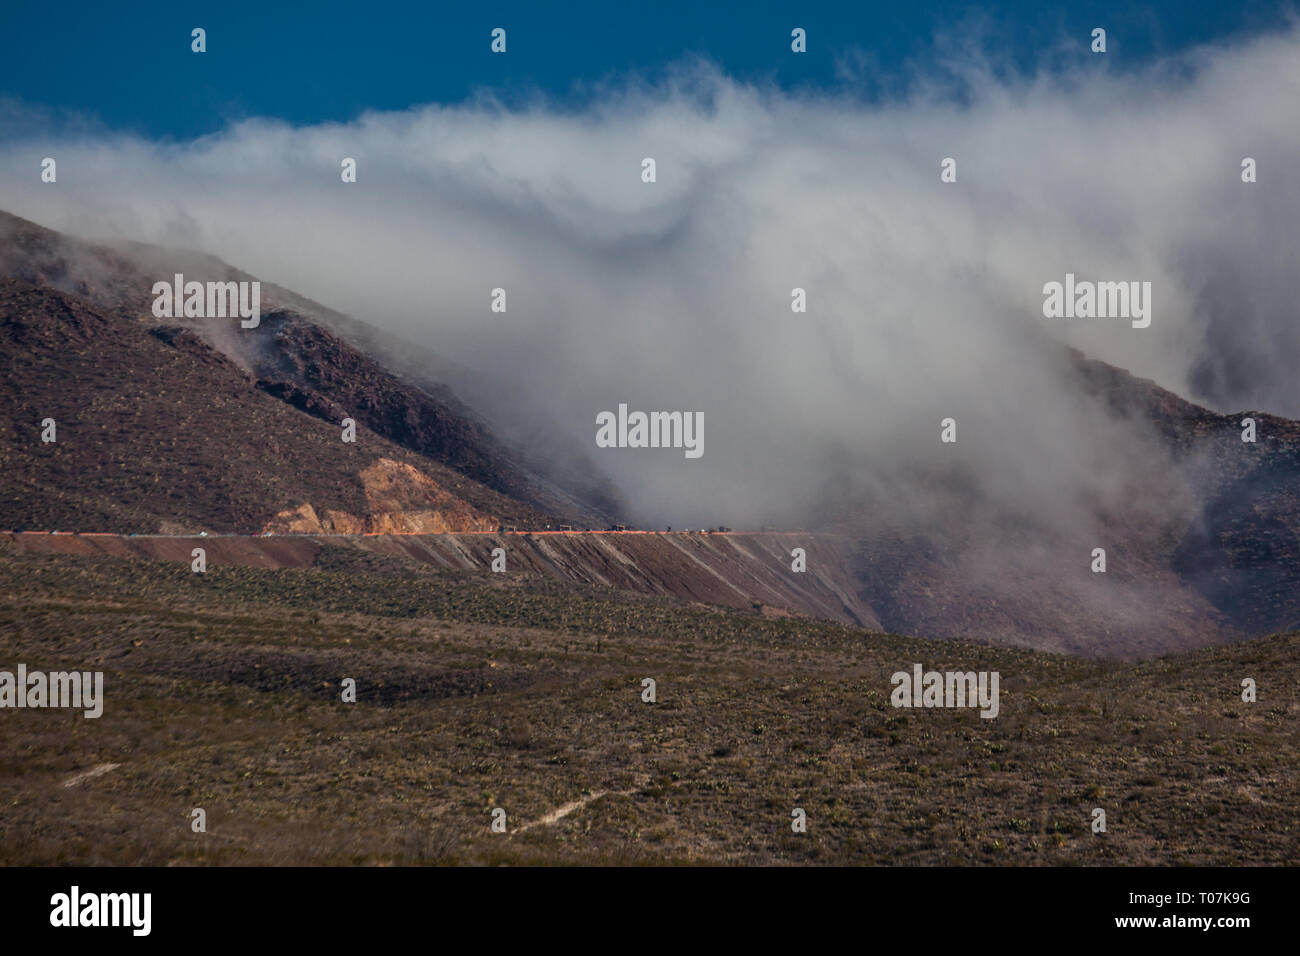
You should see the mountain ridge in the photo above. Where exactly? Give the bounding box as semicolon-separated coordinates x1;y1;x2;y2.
4;210;1299;658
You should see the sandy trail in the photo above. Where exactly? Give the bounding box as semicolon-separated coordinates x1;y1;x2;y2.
516;791;610;832
62;762;121;788
516;775;650;832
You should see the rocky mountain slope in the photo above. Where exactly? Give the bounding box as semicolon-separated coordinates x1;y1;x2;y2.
0;210;623;530
0;278;556;533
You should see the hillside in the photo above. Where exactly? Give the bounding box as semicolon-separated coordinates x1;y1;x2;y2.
4;210;1300;658
0;279;554;532
811;350;1300;656
0;544;1294;865
0;210;623;529
1;530;879;629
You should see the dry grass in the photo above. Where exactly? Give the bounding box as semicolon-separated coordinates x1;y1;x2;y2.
0;548;1295;865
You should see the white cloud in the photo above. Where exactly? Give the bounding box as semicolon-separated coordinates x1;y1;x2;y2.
2;24;1298;529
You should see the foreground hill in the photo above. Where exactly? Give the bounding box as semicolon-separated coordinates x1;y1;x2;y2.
0;544;1293;865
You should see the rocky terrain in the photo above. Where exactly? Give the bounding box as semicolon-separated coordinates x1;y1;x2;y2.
0;210;623;530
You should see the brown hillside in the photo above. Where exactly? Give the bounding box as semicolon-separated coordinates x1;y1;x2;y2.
0;279;551;533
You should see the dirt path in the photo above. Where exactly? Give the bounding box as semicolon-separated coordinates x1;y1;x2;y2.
516;791;610;832
516;775;650;832
62;762;120;788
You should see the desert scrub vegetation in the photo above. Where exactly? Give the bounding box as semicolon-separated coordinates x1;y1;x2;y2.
0;548;1295;865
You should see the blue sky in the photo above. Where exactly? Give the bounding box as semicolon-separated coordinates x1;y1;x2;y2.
1;0;1294;138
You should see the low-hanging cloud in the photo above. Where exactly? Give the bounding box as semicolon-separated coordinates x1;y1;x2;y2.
2;24;1299;531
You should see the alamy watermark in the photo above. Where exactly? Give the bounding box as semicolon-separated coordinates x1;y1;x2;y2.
1042;273;1151;328
0;664;103;718
890;663;1000;719
50;886;150;936
595;403;703;459
151;274;261;328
